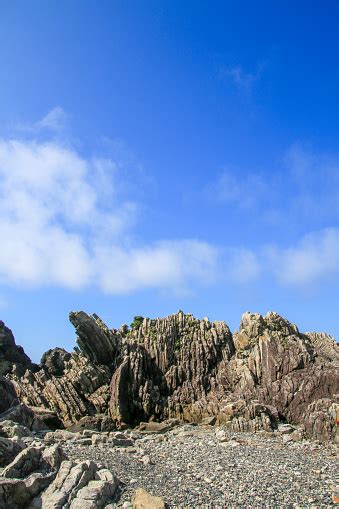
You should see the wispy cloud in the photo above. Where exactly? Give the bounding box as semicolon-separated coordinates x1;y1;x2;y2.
223;62;266;92
211;143;339;229
267;228;339;287
3;111;338;295
214;170;267;209
35;107;68;132
208;143;339;290
17;106;68;135
0;109;219;295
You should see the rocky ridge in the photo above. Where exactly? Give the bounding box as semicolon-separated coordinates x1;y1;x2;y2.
0;310;338;507
4;309;337;442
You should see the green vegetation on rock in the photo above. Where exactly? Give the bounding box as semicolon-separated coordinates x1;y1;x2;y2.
130;316;144;330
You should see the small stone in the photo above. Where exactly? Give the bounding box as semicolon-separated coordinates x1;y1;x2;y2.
278;424;295;434
122;502;133;509
141;454;151;465
201;416;216;426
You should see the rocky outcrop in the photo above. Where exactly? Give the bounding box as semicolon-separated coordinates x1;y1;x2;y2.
0;441;120;508
0;404;49;431
214;312;339;437
40;348;71;377
0;321;36;376
303;398;338;442
12;353;111;427
69;311;119;368
33;459;119;509
109;313;234;425
2;310;338;441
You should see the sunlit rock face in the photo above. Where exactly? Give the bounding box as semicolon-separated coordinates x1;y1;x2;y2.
2;310;338;441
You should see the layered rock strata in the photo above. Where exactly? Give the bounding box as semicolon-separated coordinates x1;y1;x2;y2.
1;310;338;441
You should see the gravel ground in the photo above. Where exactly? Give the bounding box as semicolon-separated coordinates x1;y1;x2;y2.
63;425;338;508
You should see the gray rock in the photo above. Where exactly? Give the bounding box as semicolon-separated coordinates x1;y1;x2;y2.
2;443;66;479
31;460;119;509
0;471;56;509
0;420;33;439
0;437;25;467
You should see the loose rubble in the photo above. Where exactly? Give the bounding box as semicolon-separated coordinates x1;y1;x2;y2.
0;419;338;507
61;423;338;507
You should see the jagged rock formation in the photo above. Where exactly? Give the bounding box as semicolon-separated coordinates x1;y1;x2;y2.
0;321;36;376
1;310;338;441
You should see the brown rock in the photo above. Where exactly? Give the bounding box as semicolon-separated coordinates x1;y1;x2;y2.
132;488;165;509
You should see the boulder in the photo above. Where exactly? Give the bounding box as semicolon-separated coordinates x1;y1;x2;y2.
1;444;66;479
0;471;56;509
132;488;165;509
0;437;25;468
0;420;33;440
138;419;180;434
30;460;119;509
40;348;71;377
0;404;47;431
0;442;119;509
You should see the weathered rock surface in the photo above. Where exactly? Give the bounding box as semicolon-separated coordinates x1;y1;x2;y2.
2;309;338;441
0;404;48;431
0;441;120;509
0;437;26;468
27;460;119;509
40;348;71;377
0;377;18;414
132;488;165;509
0;320;36;376
0;420;33;440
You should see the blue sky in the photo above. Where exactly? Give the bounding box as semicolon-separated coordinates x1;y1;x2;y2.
0;1;339;360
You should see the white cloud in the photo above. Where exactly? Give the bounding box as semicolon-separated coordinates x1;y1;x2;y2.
0;114;219;294
267;228;339;286
35;107;67;133
95;240;218;294
17;107;68;135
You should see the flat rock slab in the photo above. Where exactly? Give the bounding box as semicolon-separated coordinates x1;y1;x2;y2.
132;488;164;509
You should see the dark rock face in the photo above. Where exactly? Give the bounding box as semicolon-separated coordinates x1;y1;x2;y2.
2;310;338;441
0;378;18;414
40;348;71;377
69;311;119;367
109;313;234;426
0;321;35;376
